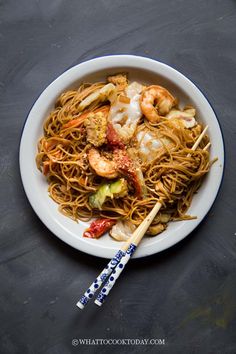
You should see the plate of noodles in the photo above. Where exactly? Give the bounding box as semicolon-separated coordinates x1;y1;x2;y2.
19;55;224;258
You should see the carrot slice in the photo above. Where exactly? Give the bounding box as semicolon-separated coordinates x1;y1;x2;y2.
62;105;110;130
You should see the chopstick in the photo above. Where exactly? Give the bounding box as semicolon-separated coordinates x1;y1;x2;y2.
76;125;208;309
76;248;126;309
94;201;162;306
76;201;162;309
187;125;208;157
203;142;211;151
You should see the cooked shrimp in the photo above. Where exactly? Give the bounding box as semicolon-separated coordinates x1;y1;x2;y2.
88;148;118;179
140;85;176;123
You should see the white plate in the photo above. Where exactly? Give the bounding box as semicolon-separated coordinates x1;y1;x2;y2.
19;55;224;258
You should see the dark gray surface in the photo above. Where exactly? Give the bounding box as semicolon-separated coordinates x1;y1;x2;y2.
0;0;236;353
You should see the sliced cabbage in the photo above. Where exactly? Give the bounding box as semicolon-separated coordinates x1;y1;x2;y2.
89;178;128;210
78;83;117;111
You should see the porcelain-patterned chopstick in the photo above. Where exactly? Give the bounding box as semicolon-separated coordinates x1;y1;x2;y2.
94;201;162;306
95;244;137;306
77;201;162;309
76;249;126;309
77;229;137;309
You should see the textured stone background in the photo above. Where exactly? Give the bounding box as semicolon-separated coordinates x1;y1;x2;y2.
0;0;236;353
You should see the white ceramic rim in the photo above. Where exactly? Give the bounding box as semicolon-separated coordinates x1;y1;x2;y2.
19;55;224;258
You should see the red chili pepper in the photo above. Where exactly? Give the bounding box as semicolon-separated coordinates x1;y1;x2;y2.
83;218;116;239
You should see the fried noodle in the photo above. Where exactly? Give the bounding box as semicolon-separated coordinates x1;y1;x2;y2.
36;79;213;234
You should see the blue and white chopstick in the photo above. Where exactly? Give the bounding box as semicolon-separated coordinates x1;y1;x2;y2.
94;243;137;306
76;201;162;309
76;249;126;309
94;201;162;306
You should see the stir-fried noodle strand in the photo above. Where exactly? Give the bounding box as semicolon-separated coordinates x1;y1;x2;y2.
36;76;214;238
